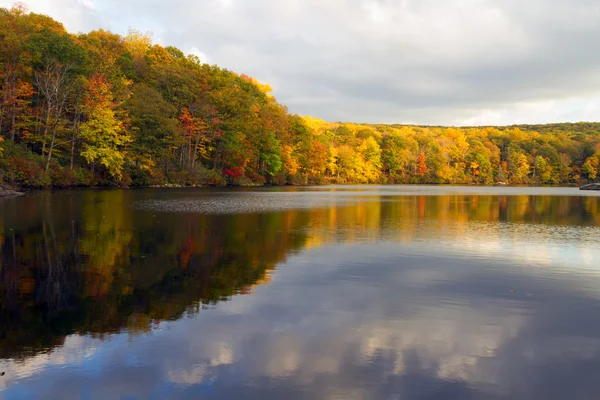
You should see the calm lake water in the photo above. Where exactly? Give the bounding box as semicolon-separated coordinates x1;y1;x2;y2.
1;186;600;400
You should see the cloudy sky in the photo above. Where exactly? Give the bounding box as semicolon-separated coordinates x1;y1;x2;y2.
3;0;600;125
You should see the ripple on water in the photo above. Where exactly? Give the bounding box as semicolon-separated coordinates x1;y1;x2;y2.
132;192;363;214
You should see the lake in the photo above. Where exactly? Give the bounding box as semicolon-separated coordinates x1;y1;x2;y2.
1;185;600;400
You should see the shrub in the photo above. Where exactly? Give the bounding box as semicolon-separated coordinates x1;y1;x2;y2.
49;163;77;188
127;166;165;187
74;168;96;186
243;169;266;186
307;174;325;185
166;170;191;186
271;173;287;186
288;172;308;185
194;166;226;186
5;156;51;188
238;175;260;186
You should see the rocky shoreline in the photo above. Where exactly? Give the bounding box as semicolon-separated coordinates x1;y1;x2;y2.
0;188;25;198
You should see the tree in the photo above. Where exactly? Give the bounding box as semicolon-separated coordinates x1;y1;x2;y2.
34;62;73;170
126;83;178;172
258;131;283;180
359;136;381;182
2;6;600;188
178;107;209;170
508;146;531;183
0;4;31;139
124;28;152;77
381;130;418;182
416;152;428;179
80;73;130;180
535;156;555;184
337;145;363;183
583;155;599;181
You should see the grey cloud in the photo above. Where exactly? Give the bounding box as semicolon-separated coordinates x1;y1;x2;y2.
5;0;600;124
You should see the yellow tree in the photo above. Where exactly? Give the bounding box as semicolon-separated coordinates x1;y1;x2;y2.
80;74;131;180
359;136;381;182
583;155;599;180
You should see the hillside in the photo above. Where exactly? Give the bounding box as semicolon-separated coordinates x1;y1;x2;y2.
1;5;599;187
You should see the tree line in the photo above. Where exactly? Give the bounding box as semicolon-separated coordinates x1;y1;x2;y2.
1;5;599;187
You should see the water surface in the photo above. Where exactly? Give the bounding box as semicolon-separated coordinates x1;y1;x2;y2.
1;186;600;399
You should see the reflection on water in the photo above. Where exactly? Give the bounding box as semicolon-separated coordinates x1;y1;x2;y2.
0;186;599;399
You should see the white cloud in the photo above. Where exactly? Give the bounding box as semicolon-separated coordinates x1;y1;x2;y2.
454;95;600;126
364;2;386;23
186;46;211;65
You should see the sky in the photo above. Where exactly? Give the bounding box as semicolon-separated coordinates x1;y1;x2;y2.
2;0;600;126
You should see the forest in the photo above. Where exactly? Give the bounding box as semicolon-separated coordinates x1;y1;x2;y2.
1;4;600;188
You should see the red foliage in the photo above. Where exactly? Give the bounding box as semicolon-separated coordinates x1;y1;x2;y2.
417;153;428;177
179;108;196;138
239;74;253;83
84;74;112;109
222;167;244;179
8;156;51;187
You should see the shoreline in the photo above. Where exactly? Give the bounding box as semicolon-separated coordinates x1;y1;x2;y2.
0;188;25;198
5;182;590;194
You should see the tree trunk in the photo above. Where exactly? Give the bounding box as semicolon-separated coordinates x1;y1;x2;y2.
213;146;219;169
1;66;15;138
45;120;58;171
46;102;65;171
70;105;80;170
0;84;5;136
42;102;52;155
192;135;201;169
70;133;76;170
7;73;16;141
10;107;16;141
9;71;17;140
188;137;193;169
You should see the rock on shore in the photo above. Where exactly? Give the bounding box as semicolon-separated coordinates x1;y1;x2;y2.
0;188;25;198
580;183;600;191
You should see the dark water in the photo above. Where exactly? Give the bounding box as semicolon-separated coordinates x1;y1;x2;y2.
1;186;600;400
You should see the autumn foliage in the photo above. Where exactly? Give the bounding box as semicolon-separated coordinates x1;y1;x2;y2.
1;6;600;187
223;167;244;179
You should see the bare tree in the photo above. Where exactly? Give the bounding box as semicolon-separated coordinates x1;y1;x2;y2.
34;62;72;171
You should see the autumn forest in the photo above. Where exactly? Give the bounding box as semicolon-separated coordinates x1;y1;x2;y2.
1;5;600;188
